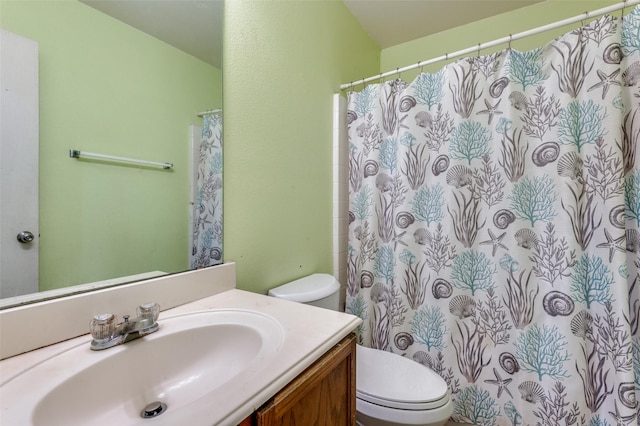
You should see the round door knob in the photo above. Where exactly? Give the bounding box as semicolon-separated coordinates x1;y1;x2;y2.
16;231;35;244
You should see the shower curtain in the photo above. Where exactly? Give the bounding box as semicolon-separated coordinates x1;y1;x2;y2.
191;112;223;269
346;8;640;425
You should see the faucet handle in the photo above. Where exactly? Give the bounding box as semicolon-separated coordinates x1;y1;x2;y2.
137;302;160;322
90;313;117;341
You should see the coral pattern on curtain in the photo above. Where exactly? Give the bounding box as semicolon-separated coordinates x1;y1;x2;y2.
191;113;223;269
346;8;640;426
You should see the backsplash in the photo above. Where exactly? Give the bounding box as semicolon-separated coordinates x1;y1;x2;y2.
0;263;236;360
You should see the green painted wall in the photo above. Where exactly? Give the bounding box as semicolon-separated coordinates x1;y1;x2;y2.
2;0;221;291
224;0;379;293
381;0;620;80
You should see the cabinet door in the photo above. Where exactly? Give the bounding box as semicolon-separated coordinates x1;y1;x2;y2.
255;333;356;426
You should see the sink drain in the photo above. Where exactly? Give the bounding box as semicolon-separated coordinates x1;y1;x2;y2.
141;401;167;419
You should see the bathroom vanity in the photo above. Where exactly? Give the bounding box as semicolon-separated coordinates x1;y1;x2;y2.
241;333;356;425
0;264;361;425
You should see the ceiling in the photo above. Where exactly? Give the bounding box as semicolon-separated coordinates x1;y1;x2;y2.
80;0;543;68
343;0;543;49
79;0;224;68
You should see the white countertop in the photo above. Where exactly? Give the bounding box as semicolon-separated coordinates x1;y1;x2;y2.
0;289;361;426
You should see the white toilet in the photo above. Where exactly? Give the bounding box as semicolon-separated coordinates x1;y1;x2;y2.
268;273;453;426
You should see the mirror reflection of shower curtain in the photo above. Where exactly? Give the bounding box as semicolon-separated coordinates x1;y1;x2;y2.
191;113;223;269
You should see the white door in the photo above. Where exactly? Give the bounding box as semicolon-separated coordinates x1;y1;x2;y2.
0;29;39;298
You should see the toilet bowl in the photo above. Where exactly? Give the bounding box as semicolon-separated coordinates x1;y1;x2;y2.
268;274;453;426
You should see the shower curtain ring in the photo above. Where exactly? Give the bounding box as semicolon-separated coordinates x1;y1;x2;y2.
622;0;627;20
508;34;512;51
477;43;481;57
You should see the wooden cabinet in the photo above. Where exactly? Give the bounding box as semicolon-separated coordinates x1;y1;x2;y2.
239;333;356;426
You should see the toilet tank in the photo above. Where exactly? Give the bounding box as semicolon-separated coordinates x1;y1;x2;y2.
268;274;340;311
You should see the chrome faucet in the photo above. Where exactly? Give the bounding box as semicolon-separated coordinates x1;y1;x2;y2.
89;302;160;350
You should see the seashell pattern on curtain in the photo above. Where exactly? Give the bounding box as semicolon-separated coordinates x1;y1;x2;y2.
346;7;640;425
191;113;223;269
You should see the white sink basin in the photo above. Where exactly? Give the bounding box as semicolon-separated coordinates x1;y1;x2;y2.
0;309;284;426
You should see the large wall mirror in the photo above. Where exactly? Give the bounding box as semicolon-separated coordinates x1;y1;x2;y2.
0;0;223;308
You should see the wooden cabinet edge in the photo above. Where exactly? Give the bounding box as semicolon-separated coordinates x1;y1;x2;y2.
238;333;357;426
238;415;253;426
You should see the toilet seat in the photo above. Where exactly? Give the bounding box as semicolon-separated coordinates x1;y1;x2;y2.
356;396;453;426
357;391;450;411
356;345;450;411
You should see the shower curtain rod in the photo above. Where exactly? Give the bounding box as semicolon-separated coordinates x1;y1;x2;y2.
196;108;222;117
340;0;639;90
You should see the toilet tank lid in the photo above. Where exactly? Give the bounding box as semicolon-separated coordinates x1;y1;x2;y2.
268;273;339;303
